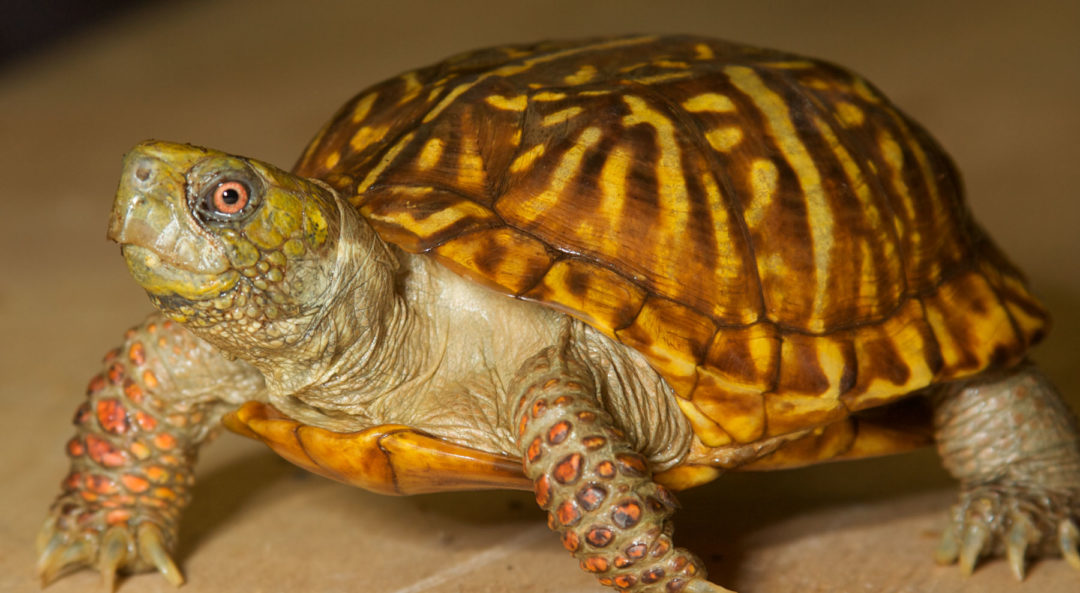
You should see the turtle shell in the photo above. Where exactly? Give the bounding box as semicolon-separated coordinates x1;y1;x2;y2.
293;35;1047;450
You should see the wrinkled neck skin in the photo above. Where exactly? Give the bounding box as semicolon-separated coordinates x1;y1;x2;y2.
177;189;553;454
194;196;427;419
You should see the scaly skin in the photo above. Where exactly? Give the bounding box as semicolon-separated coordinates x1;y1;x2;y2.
933;363;1080;578
512;344;732;593
38;315;263;588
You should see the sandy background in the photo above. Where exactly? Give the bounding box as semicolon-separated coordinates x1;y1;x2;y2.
1;1;1078;592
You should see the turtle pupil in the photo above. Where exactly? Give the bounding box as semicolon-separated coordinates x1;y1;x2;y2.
221;189;240;205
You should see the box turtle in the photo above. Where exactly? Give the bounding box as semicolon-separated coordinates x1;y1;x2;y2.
38;35;1080;592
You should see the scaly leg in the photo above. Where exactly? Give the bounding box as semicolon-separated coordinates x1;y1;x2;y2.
511;345;733;593
933;362;1080;578
38;314;264;589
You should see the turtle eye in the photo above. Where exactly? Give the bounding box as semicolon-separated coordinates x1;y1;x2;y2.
211;181;249;214
197;179;256;222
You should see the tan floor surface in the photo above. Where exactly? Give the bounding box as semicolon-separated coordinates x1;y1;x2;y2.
2;1;1079;592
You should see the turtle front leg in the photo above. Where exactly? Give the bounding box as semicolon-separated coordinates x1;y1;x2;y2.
511;345;732;593
933;362;1080;578
38;314;264;589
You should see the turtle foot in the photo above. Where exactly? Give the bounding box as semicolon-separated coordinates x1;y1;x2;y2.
37;501;182;590
936;483;1080;579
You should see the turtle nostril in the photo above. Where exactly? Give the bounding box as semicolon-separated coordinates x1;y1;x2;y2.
130;155;157;183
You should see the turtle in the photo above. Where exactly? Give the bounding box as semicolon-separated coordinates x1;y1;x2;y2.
37;34;1080;593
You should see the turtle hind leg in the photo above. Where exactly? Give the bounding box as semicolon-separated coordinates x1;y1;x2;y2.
932;362;1080;578
511;346;734;593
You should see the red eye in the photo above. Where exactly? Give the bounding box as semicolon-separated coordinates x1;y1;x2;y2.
212;181;249;214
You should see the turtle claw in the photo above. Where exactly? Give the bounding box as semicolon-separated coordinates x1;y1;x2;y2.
940;485;1080;578
935;521;960;565
1005;512;1040;580
1060;520;1080;571
958;521;989;576
37;536;93;587
99;525;131;591
37;501;182;589
138;523;184;587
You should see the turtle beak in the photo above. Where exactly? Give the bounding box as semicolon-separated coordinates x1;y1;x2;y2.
108;145;180;246
108;141;236;299
109;141;232;273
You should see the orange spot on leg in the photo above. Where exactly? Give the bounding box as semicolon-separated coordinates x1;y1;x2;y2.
86;474;118;494
103;347;121;364
130;440;152;459
86;374;106;396
120;474;150;493
106;362;125;385
123;379;145;404
72;402;91;426
581;556;609;573
562;530;580;552
534;474;552;508
96;398;130;434
134;411;157;431
547;421;571;444
526;437;543;463
64;472;82;490
85;435;127;467
128;342;146;365
66;438;85;457
145;465;170;483
553;453;583;484
105;509;133;526
612;499;643;528
153;433;177;450
556;500;582;526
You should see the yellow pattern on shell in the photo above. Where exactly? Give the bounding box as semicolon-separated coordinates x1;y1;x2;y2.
633;71;693;85
542;106;584;126
501;126;602;226
682;93;737;113
484;94;528;111
745;158;777;228
350;93;378;124
574;144;632;258
532;91;567;101
417;138;444;170
564;65;597;85
726;65;834;333
621;95;689;296
509;144;545;174
290;36;1048;470
835;101;865;127
349;124;391;152
396;71;423;105
704;126;743;152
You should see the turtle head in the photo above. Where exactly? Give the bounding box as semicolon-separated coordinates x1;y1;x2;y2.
109;140;381;358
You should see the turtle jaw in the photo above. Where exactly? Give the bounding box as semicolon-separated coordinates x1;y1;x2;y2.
120;245;239;301
109;141;238;306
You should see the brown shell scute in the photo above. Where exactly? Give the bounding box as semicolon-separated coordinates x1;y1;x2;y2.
294;35;1048;446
